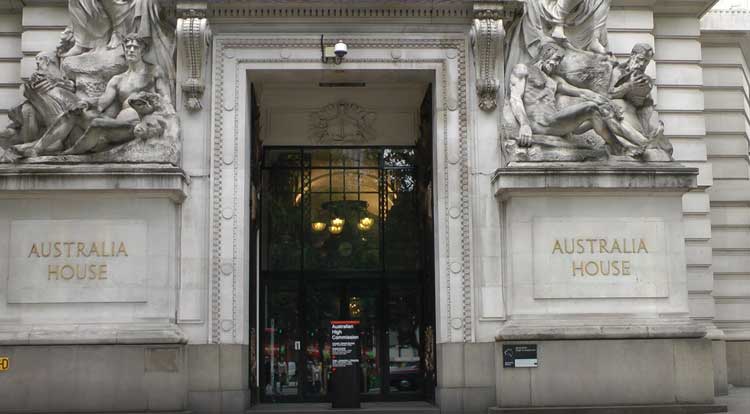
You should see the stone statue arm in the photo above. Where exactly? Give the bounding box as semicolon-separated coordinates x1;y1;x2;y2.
154;68;172;106
509;64;533;146
609;72;651;100
97;76;120;113
555;76;607;105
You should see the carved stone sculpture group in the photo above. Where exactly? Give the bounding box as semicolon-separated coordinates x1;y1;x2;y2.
500;0;673;163
0;0;672;165
0;0;179;164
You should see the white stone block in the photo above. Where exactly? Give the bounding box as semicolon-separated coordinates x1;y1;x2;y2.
608;32;654;55
657;88;704;111
0;62;21;84
608;9;653;30
21;29;63;54
715;276;750;298
703;66;745;88
705;112;746;134
0;37;21;59
21;6;69;28
683;216;712;241
687;267;714;292
706;134;749;156
654;39;702;62
684;242;713;266
688;295;716;319
702;47;745;65
704;90;745;111
682;192;710;213
711;228;750;250
709;157;750;179
654;17;701;37
0;13;22;33
711;206;750;227
661;113;706;137
657;63;703;86
671;139;708;162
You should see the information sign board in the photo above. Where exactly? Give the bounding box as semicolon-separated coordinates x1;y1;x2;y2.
331;320;360;368
503;344;538;368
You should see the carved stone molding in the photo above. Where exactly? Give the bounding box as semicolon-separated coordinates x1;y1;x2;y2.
309;101;377;144
177;7;212;112
211;36;474;343
471;2;521;111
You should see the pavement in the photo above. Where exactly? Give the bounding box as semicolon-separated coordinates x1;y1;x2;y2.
717;386;750;413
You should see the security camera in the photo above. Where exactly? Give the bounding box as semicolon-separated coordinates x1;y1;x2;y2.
334;40;348;58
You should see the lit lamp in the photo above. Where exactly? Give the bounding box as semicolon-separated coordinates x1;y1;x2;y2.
329;217;345;235
311;222;327;232
357;217;374;231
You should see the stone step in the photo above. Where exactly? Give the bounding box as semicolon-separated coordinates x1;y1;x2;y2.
248;401;439;414
489;403;728;414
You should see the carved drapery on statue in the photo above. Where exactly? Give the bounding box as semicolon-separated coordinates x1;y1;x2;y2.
501;0;673;163
0;0;178;165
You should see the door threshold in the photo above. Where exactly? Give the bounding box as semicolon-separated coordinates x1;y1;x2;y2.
248;401;439;413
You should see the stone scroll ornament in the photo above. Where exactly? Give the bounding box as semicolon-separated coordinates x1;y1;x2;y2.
0;0;179;165
500;0;673;163
471;2;522;112
177;9;212;112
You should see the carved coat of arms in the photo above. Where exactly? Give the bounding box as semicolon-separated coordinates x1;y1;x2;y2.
309;101;377;144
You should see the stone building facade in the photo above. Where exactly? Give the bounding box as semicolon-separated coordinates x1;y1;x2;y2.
0;0;747;413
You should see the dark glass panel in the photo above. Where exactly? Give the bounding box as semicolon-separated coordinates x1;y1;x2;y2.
262;167;302;271
386;283;422;394
384;169;418;270
262;281;301;398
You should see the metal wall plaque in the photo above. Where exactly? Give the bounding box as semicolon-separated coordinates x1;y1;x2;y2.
0;357;9;371
503;344;538;368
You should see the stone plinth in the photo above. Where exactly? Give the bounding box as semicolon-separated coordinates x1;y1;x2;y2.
493;163;700;333
492;339;726;413
491;163;725;412
0;164;188;347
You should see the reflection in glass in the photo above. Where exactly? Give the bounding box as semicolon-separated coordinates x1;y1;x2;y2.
263;282;300;398
388;284;422;394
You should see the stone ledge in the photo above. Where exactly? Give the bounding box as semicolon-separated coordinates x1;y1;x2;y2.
489;404;727;413
496;318;707;341
493;163;698;196
0;323;188;345
0;163;188;203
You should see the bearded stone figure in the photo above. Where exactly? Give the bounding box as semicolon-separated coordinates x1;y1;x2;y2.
500;0;673;163
505;0;611;86
0;0;178;164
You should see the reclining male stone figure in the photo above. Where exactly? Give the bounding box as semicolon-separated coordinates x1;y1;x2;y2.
16;33;170;157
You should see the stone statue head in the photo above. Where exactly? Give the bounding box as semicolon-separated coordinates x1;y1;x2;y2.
35;51;59;72
627;43;654;73
535;42;566;75
122;33;148;63
56;27;75;57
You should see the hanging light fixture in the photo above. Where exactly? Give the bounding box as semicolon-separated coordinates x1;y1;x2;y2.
311;221;327;232
328;223;344;235
357;217;374;231
331;217;345;227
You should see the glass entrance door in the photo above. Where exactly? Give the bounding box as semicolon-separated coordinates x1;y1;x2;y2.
259;147;433;403
301;279;381;400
